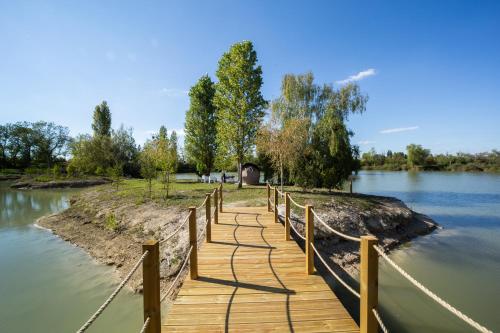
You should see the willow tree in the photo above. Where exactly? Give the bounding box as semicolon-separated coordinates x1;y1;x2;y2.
257;115;308;192
272;72;367;190
214;41;267;188
184;75;217;176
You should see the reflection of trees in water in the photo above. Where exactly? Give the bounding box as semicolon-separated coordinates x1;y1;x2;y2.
0;189;70;227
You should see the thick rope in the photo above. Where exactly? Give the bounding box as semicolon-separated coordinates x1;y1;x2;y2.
373;245;492;333
311;208;361;242
139;317;150;333
196;196;208;210
289;195;306;209
288;217;306;241
276;188;284;197
310;243;360;298
268;197;275;208
159;212;190;244
160;246;193;303
373;309;389;333
76;250;150;333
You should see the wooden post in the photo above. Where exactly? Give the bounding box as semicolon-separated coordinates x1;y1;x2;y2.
219;184;223;212
285;192;290;241
350;179;353;194
274;187;278;223
142;240;160;333
205;193;211;243
360;236;378;333
305;205;314;275
213;190;218;224
267;183;271;212
189;206;198;280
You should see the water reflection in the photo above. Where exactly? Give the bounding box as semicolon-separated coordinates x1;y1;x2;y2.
0;183;142;333
352;171;500;332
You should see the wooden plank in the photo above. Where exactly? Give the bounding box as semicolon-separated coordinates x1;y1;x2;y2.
162;206;359;332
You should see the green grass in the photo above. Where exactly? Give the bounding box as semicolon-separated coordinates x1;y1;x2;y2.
99;178;367;212
105;213;119;231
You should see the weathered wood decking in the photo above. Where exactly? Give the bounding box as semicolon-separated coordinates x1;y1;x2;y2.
162;206;359;332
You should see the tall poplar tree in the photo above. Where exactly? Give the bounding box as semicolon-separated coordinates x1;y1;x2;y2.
184;75;217;176
92;101;112;137
214;41;267;188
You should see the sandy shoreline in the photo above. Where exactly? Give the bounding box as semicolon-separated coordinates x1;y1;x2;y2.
37;187;438;301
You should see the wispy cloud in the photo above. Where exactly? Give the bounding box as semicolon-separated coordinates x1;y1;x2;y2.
159;88;188;97
380;126;419;134
336;68;376;85
358;140;376;145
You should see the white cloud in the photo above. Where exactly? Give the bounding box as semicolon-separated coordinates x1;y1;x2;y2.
380;126;419;134
358;140;376;145
159;88;188;97
336;68;376;85
105;51;116;61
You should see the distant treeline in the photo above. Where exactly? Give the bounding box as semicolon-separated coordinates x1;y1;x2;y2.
0;121;70;170
361;144;500;172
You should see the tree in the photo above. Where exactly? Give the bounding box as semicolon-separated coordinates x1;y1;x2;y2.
111;125;139;177
257;114;308;191
184;75;217;176
140;140;157;198
31;121;70;167
407;144;430;169
155;127;178;198
214;41;267;188
92;101;112;137
267;72;367;190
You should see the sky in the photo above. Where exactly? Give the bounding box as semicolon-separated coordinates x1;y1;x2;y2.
1;0;499;154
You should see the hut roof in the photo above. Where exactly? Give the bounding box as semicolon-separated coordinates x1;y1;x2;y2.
242;162;260;171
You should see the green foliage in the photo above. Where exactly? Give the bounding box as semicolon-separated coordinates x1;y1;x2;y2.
214;41;267;188
108;164;123;190
139;140;157;198
92;101;112;137
68;106;139;177
0;121;70;169
360;147;500;172
268;72;367;190
407;144;430;169
185;75;217;176
105;213;118;231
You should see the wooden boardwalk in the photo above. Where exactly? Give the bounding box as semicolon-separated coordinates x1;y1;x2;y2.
162;206;359;333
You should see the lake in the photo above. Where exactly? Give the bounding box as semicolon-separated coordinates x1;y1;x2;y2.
0;182;142;333
1;171;499;332
352;171;500;332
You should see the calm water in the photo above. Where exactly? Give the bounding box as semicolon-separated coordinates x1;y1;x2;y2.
352;171;500;332
0;182;142;333
1;172;499;332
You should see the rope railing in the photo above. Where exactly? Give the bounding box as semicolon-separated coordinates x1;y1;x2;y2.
160;245;193;303
196;196;208;210
311;208;361;242
289;195;306;209
76;250;150;333
159;212;191;245
373;309;388;333
310;243;360;298
288;217;306;240
373;245;492;333
276;188;284;197
138;317;151;333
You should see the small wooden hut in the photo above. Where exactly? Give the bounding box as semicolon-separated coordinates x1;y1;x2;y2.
241;163;260;185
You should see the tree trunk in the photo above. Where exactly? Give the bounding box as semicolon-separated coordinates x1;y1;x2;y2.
280;161;284;194
237;158;242;189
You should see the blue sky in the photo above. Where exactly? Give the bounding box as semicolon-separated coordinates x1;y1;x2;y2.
1;0;499;154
